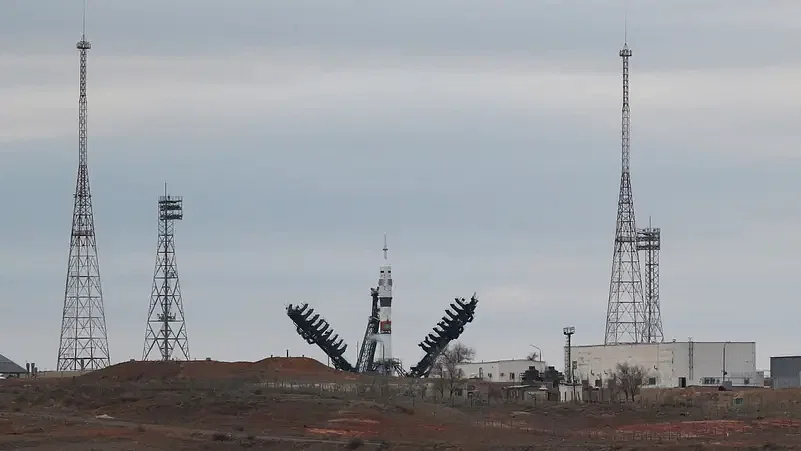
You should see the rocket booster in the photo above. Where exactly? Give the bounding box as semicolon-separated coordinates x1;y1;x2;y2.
377;236;393;361
378;263;393;333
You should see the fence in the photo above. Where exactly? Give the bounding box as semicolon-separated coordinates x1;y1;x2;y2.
248;380;801;413
54;376;801;445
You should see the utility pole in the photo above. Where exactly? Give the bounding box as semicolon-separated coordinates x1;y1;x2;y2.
563;326;576;401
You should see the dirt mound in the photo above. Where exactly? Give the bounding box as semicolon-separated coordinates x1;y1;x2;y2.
255;357;342;374
79;360;185;382
78;357;351;383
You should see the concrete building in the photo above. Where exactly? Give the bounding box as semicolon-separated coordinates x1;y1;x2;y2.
770;356;801;389
455;359;547;383
568;341;761;388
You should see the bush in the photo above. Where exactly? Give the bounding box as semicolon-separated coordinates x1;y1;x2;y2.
346;437;364;449
211;432;231;441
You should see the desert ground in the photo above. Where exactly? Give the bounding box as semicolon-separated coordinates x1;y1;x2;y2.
0;358;800;450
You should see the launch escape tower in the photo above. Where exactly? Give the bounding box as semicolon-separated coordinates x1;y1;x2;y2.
57;18;111;372
143;187;190;361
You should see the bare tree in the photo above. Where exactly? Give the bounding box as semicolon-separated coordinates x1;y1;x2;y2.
429;358;447;399
433;342;476;399
526;351;539;361
605;373;621;401
613;362;647;401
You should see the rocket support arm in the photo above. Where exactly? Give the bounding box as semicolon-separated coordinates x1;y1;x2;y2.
408;294;479;378
286;303;356;372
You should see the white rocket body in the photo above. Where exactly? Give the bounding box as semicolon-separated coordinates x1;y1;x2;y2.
377;261;393;365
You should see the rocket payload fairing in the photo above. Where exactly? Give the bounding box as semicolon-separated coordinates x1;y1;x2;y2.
377;234;393;366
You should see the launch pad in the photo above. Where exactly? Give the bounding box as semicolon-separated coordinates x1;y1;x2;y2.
285;238;480;377
285;293;479;377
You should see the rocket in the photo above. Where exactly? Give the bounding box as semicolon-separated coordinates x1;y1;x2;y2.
377;234;393;365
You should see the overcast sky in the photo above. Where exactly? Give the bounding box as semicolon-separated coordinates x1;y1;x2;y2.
0;0;799;372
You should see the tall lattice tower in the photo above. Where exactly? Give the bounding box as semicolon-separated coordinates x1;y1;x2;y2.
604;38;648;345
57;17;111;371
142;186;190;361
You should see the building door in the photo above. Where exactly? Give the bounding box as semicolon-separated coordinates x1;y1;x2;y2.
679;377;687;388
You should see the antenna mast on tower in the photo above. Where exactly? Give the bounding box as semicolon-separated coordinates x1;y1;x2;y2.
604;26;648;345
57;1;111;371
143;184;190;360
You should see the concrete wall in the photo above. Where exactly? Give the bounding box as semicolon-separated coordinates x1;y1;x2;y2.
770;356;801;389
455;359;547;383
568;342;759;388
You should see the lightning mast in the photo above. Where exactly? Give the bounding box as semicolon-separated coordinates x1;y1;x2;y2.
57;5;111;371
143;185;190;360
604;30;648;345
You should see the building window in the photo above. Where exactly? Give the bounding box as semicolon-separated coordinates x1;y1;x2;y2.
744;378;750;385
488;373;493;379
500;373;505;377
648;377;656;386
509;372;515;380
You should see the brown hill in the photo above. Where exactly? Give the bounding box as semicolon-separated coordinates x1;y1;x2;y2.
78;357;354;383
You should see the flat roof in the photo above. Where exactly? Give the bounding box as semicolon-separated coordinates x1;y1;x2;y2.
457;359;544;365
571;341;755;348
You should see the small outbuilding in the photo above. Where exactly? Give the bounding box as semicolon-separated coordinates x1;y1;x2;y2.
770;356;801;389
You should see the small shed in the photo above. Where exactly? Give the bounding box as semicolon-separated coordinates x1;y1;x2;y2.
559;383;583;403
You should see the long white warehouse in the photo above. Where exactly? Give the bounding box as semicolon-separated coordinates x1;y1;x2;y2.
456;359;548;383
567;341;761;388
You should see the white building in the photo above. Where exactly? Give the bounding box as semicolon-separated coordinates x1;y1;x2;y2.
568;341;761;388
455;359;547;383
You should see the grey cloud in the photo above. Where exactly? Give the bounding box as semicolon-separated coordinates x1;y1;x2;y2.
0;1;798;370
3;0;801;71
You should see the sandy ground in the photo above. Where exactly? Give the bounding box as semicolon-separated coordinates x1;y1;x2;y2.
0;358;799;450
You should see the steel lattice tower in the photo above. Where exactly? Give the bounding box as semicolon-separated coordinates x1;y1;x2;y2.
604;40;648;345
142;187;190;361
637;220;663;342
57;25;111;371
